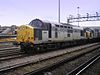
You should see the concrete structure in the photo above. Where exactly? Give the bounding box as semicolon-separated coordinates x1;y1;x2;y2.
0;25;17;35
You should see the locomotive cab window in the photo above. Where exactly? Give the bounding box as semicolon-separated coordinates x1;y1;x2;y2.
60;26;63;28
55;25;59;27
64;26;67;28
68;27;70;29
67;34;70;37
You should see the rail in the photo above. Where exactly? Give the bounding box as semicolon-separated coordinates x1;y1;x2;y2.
67;53;100;75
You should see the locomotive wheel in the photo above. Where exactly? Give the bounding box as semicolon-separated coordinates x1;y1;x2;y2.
20;43;26;53
34;45;43;53
26;47;34;54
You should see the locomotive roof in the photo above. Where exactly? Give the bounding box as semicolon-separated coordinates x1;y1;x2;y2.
29;19;83;30
29;19;72;27
29;19;49;28
29;19;63;29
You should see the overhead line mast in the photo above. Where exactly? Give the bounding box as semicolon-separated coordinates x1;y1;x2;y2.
67;12;100;23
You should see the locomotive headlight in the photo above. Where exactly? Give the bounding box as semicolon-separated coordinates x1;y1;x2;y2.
30;44;33;47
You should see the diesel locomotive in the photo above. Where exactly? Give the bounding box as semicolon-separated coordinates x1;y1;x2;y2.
16;19;99;53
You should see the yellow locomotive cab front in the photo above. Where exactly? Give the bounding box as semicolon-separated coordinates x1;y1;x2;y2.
16;25;34;44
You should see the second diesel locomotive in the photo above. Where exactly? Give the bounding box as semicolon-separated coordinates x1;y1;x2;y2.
16;19;98;53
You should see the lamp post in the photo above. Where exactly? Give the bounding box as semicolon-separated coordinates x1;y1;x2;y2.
58;0;60;23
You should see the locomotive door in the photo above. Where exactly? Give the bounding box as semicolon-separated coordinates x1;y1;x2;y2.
34;29;42;40
55;28;58;38
42;30;48;41
48;23;52;38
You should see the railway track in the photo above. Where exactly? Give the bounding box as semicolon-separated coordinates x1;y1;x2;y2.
0;47;23;61
0;47;19;51
0;54;25;61
24;44;100;75
67;53;100;75
0;51;21;57
0;43;99;75
0;42;16;48
0;47;20;55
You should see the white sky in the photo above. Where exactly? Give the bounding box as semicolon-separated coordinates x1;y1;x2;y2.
0;0;100;27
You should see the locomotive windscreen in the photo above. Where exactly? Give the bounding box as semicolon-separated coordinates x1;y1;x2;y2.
29;19;43;28
29;19;50;30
